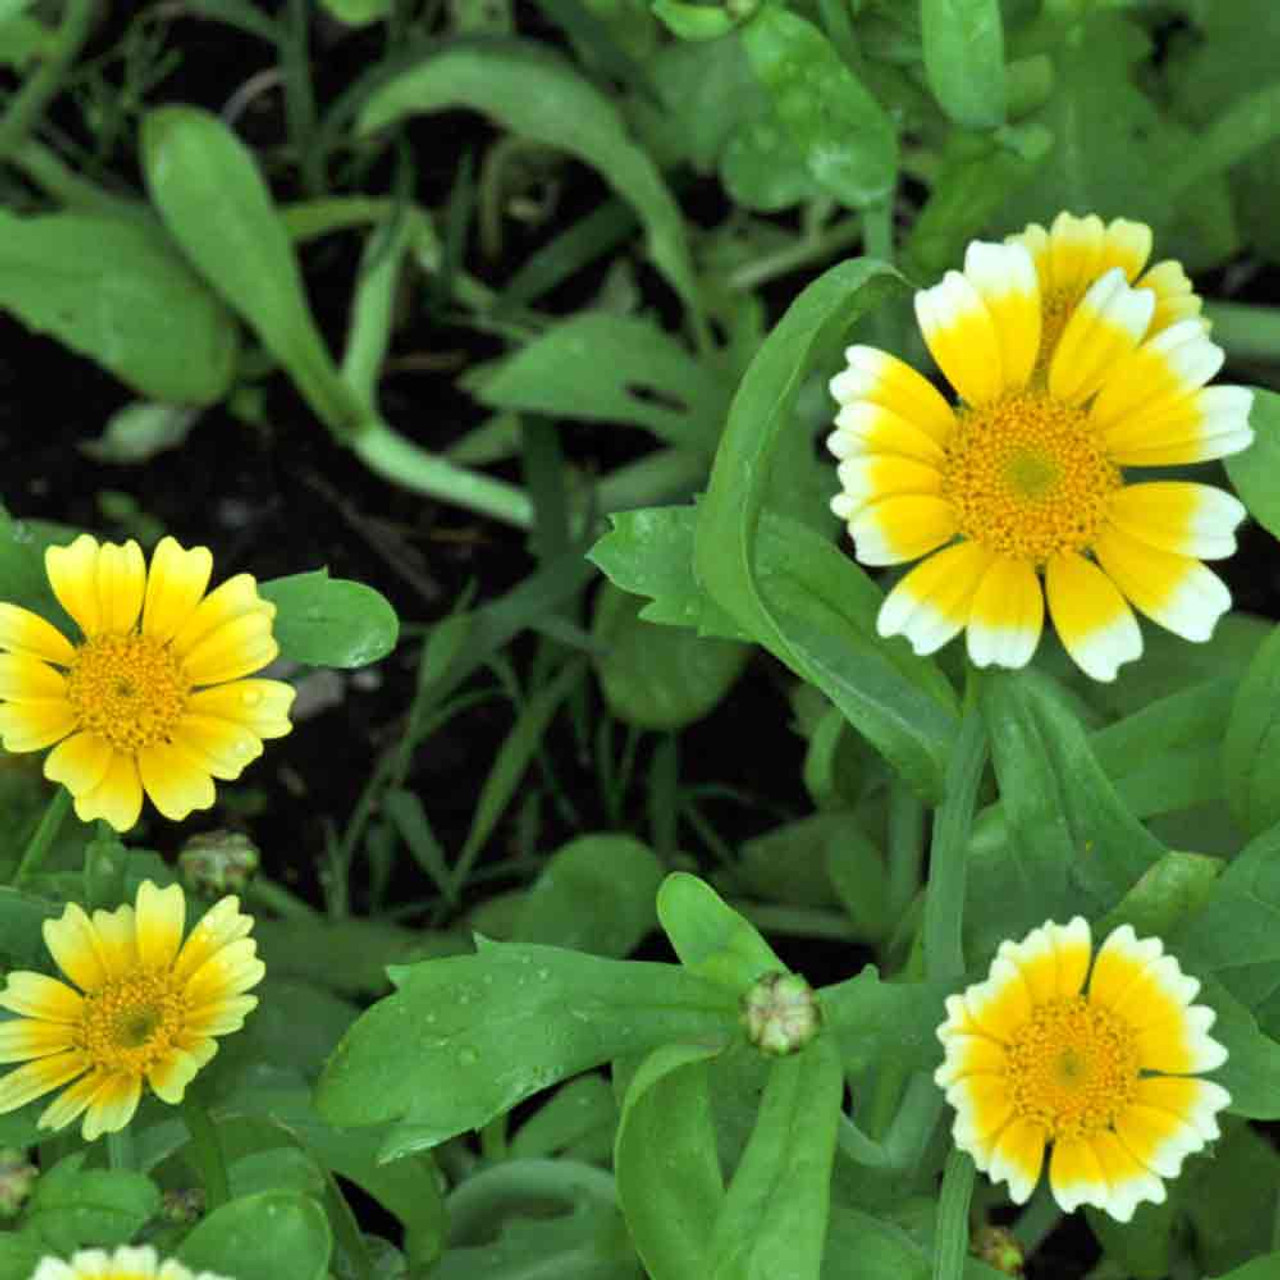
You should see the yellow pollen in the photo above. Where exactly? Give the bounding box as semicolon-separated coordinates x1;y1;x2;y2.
941;389;1120;565
66;634;190;753
75;969;188;1076
1004;995;1140;1142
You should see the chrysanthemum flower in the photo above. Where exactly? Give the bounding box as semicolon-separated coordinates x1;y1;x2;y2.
936;917;1230;1222
0;534;295;830
31;1244;229;1280
828;212;1253;680
0;880;263;1140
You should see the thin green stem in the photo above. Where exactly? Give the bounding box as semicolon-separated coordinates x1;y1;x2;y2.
106;1125;134;1171
0;0;96;161
886;782;925;927
8;139;142;216
727;217;865;293
13;788;71;887
932;1150;976;1280
861;198;895;263
181;1094;230;1211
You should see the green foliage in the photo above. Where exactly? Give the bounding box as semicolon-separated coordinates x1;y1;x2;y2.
1226;389;1280;543
259;569;399;668
921;0;1006;129
176;1192;332;1280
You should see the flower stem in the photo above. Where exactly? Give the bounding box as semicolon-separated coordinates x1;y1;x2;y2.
181;1094;230;1211
12;788;71;887
106;1126;134;1171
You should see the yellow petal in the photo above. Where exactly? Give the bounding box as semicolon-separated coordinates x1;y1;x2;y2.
0;1018;77;1063
142;537;214;642
1046;212;1106;295
962;240;1041;391
146;1048;203;1104
184;939;265;1005
0;697;77;752
181;612;279;687
994;918;1064;1005
45;534;105;637
915;270;1005;405
170;713;263;780
44;731;114;798
185;679;296;741
1103;384;1253;466
829;401;948;467
877;541;994;657
43;902;110;992
828;345;956;442
0;652;67;700
172;896;255;985
88;903;138;977
0;604;75;665
833;455;943;522
847;495;959;567
1049;269;1154;405
1093;526;1230;643
987;1116;1046;1205
1136;1004;1227;1074
0;1050;86;1114
170;574;272;661
1106;482;1246;561
135;881;186;971
1087;923;1163;1010
71;750;144;834
1044;552;1141;683
966;556;1044;671
81;1071;142;1140
0;972;84;1022
137;741;217;822
1049;1135;1109;1214
948;1073;1015;1157
1089;1128;1166;1225
184;994;258;1038
1098;218;1153;284
1138;260;1202;337
35;1067;102;1133
934;1032;1008;1087
96;541;147;634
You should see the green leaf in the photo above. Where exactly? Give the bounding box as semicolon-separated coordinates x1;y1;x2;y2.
592;582;750;730
1095;849;1223;941
259;569;399;668
820;966;952;1078
1223;620;1280;836
708;1039;842;1280
1206;1253;1280;1280
657;872;783;990
588;504;747;639
81;402;200;465
511;1075;618;1160
615;1043;724;1280
478;314;730;453
720;115;821;213
1198;979;1280;1120
0;886;61;967
357;40;703;326
514;833;664;958
0;210;237;405
0;1236;42;1280
921;0;1005;128
1226;388;1280;542
177;1191;332;1280
141;106;364;435
315;939;738;1148
1085;1198;1175;1280
741;9;897;209
26;1157;160;1252
694;259;959;802
318;0;390;24
652;0;737;41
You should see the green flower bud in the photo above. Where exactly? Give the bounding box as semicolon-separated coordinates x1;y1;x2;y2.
972;1226;1024;1276
162;1186;206;1224
741;971;821;1056
0;1148;37;1218
179;831;260;897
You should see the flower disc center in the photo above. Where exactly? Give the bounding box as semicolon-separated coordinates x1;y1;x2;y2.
66;634;190;753
77;970;187;1074
1005;995;1140;1142
941;390;1120;565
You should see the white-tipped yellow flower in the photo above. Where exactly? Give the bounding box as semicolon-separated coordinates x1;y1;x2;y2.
0;881;263;1141
31;1244;230;1280
0;533;295;831
936;917;1230;1223
828;213;1252;682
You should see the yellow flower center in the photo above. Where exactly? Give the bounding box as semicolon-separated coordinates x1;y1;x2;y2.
65;635;190;753
941;389;1121;565
1004;995;1140;1141
75;969;188;1076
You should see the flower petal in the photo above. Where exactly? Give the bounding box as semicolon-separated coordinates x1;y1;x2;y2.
71;751;144;834
1104;384;1254;466
169;713;264;780
1044;552;1142;683
0;652;67;700
1087;924;1163;1010
829;345;956;442
1089;1128;1166;1224
1049;1135;1109;1215
136;881;187;971
147;1048;204;1104
88;904;138;977
44;732;115;798
0;1018;77;1062
137;741;217;822
962;240;1041;391
142;537;214;642
81;1071;142;1140
45;534;105;637
1138;260;1203;336
1106;482;1247;561
0;604;76;665
172;896;255;985
1049;268;1154;405
915;270;1005;405
987;1117;1046;1205
1046;212;1107;293
833;455;943;521
966;556;1044;671
948;1074;1015;1167
170;574;272;663
43;902;110;993
847;496;959;567
0;1050;86;1114
95;541;147;634
180;612;279;687
933;1033;1008;1087
1093;526;1231;643
184;680;295;741
0;972;84;1022
0;697;76;752
1136;1002;1227;1075
877;541;993;656
829;401;948;467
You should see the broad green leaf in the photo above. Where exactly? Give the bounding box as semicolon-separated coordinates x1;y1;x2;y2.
318;0;390;23
652;0;736;41
315;939;738;1148
178;1192;332;1280
720;114;821;212
357;40;703;324
820;966;952;1078
25;1157;160;1252
1182;1123;1280;1276
921;0;1005;129
737;811;857;908
588;504;748;639
657;872;783;990
1199;979;1280;1120
708;1039;842;1280
694;259;960;802
81;402;200;465
141;107;365;434
0;1237;42;1280
592;582;750;730
1224;619;1280;836
615;1044;724;1280
478;314;729;453
0;886;61;967
741;10;896;209
1085;1199;1175;1280
511;1075;618;1160
0;210;236;405
1207;1254;1280;1280
1226;388;1280;542
514;833;664;957
1095;850;1222;941
259;569;399;668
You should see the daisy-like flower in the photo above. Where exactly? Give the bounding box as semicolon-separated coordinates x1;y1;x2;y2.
936;917;1230;1223
31;1245;230;1280
0;533;295;831
0;880;263;1141
828;211;1253;680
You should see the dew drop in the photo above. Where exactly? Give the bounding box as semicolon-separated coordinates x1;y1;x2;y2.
536;968;551;981
457;1046;480;1068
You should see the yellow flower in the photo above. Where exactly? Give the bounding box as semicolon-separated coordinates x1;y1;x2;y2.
936;917;1230;1222
0;880;263;1141
0;534;295;831
828;212;1253;681
31;1245;230;1280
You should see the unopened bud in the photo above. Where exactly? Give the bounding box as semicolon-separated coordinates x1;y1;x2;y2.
179;831;260;897
162;1186;206;1224
972;1226;1024;1276
741;971;821;1056
0;1147;37;1218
